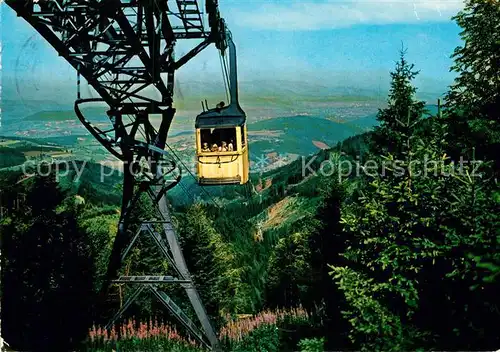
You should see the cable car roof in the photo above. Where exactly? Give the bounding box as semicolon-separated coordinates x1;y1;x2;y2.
195;106;246;128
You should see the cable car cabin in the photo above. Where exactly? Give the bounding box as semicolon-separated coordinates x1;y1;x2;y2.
195;29;248;185
195;107;249;185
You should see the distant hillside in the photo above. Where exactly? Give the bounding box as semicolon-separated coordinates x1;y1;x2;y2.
248;115;367;156
246;104;438;158
174;79;444;102
23;106;108;122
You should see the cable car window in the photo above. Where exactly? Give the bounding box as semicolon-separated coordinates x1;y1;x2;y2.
200;128;237;152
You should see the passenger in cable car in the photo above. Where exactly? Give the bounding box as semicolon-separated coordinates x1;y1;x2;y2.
202;143;210;152
216;101;225;110
228;139;234;151
211;143;219;152
220;141;228;152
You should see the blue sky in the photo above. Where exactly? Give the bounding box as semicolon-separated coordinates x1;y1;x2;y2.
1;0;465;101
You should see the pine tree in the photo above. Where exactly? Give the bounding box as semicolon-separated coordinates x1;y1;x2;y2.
330;39;500;349
266;220;315;310
437;2;500;346
435;155;500;349
446;0;500;116
328;53;454;350
178;203;247;319
1;169;94;351
307;180;351;350
444;0;500;169
371;46;426;158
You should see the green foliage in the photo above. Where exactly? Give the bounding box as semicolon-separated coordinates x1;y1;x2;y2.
228;325;280;352
444;0;500;171
1;170;95;351
78;206;119;292
371;47;426;158
70;161;122;206
266;225;315;308
2;4;500;350
330;44;500;351
329;266;422;351
0;147;26;168
446;0;500;117
298;337;325;352
328;50;431;350
178;203;251;316
336;132;372;161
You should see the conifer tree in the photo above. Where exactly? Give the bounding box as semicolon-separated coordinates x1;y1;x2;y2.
330;37;500;349
371;46;426;158
446;0;500;116
444;0;500;169
329;52;453;351
1;168;94;351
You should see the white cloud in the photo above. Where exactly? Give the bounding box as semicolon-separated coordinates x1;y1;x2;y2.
230;0;465;30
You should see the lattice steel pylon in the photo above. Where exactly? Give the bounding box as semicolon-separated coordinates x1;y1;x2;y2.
5;0;232;349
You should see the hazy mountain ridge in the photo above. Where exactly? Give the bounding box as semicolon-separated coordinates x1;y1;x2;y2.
2;76;444;105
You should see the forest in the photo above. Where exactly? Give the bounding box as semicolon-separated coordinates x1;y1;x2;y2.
1;1;499;351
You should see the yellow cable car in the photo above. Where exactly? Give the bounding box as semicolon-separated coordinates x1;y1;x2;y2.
195;32;249;185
